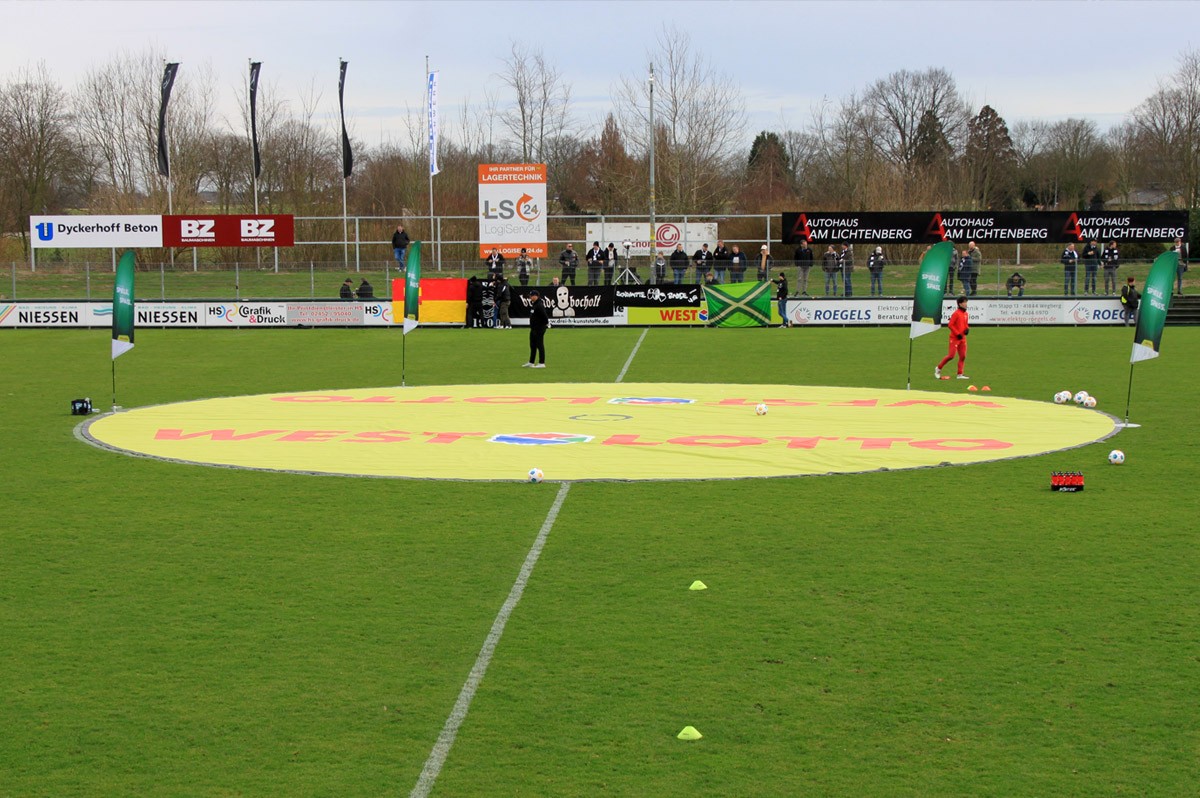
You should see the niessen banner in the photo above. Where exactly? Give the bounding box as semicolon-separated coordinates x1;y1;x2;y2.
162;215;295;247
583;222;719;256
31;215;164;249
782;211;1189;245
478;163;548;258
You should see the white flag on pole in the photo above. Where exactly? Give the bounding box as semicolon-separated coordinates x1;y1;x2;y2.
427;71;440;177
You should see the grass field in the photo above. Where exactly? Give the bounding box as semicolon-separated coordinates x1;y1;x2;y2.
2;324;1198;796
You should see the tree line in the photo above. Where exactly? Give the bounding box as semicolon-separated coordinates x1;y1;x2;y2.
2;29;1198;260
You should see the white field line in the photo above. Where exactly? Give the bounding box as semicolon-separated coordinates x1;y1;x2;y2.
615;327;648;383
408;480;571;798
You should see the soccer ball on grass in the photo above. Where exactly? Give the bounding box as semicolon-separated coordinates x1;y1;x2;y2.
1054;391;1072;404
1073;390;1090;405
1108;450;1125;465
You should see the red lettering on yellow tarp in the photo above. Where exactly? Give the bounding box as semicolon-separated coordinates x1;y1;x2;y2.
397;395;454;404
154;428;285;441
660;309;698;321
277;430;347;442
846;437;913;449
775;436;839;449
464;396;545;404
600;434;661;446
887;400;1004;408
422;432;489;444
668;435;766;448
908;438;1012;451
713;398;818;407
828;399;878;407
343;431;412;443
551;396;601;404
272;395;351;403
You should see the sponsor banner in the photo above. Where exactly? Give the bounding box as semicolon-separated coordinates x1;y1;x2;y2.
0;302;89;326
31;215;163;249
626;306;709;325
205;303;290;326
613;284;703;308
135;303;203;327
162;215;295;247
509;285;614;324
583;223;719;257
287;303;365;326
392;277;466;324
783;211;1190;245
786;297;1126;326
478;163;548;258
361;302;393;326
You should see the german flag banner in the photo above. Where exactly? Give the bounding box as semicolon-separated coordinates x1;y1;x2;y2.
391;277;466;325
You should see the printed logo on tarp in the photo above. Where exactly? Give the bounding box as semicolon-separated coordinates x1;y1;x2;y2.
490;432;594;445
608;397;695;405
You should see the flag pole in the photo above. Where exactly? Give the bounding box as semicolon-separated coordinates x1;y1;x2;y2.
401;328;407;388
1123;363;1135;425
427;56;434;269
112;359;117;412
906;339;913;391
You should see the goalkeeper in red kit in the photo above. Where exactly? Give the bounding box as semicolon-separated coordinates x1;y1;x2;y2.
935;295;970;379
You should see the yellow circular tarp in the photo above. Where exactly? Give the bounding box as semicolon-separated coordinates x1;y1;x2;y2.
81;383;1117;481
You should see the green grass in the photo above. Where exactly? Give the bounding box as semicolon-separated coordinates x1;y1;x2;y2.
2;260;1176;301
2;326;1198;796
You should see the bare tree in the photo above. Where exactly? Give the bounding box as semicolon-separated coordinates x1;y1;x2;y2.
614;26;745;213
863;68;970;169
0;63;83;246
496;43;573;164
1132;48;1200;208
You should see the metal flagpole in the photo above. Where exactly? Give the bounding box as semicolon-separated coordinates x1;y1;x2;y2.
648;63;656;283
427;56;435;273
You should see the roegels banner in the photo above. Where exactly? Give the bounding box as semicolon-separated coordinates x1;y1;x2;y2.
783;211;1189;245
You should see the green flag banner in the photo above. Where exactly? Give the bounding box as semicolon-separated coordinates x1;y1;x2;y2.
703;281;772;327
910;241;954;338
1131;250;1176;363
403;241;422;335
111;250;135;359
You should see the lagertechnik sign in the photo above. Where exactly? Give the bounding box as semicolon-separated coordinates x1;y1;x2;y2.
782;211;1189;245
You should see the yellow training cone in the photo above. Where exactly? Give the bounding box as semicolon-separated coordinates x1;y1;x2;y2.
677;726;703;740
688;580;707;591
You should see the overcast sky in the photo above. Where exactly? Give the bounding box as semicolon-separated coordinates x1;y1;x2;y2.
3;0;1196;145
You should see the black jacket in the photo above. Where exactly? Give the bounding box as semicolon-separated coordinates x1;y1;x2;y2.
529;297;549;330
391;229;410;249
793;246;814;268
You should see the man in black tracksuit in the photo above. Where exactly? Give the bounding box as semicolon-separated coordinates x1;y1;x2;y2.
523;289;549;367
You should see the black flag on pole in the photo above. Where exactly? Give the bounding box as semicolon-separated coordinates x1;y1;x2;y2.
156;62;179;178
338;59;353;179
249;61;262;178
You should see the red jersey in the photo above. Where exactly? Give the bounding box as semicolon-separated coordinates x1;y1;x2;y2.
948;307;969;340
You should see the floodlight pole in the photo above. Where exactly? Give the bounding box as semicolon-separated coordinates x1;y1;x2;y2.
648;63;656;283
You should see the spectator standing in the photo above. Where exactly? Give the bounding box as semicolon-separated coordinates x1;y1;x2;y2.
1172;236;1188;294
693;243;713;283
867;246;886;296
946;248;959;294
839;243;854;297
340;279;355;300
712;240;731;284
1102;240;1120;294
1119;276;1139;325
484;247;505;279
756;245;773;281
515;248;533;286
357;278;374;299
822;245;839;295
1005;272;1026;297
729;245;747;283
391;224;410;267
1081;238;1101;295
1060;243;1079;296
585;241;604;286
965;241;982;296
558;243;578;286
653;251;667;284
522;289;549;368
604;243;618;284
670;244;689;284
957;250;975;297
496;275;512;328
771;271;790;327
793;239;814;295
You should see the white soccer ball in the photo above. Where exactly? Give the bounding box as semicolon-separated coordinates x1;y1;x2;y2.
1108;449;1125;465
1083;396;1097;408
1073;391;1090;405
755;403;769;416
1053;391;1072;404
527;468;544;483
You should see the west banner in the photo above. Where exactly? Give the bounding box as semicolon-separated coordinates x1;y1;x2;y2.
910;241;954;338
1131;251;1176;362
703;281;772;327
477;163;548;257
783;211;1189;245
112;250;136;359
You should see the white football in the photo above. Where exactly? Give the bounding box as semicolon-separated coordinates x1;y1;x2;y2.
1073;391;1090;405
1083;396;1097;408
527;468;544;483
1054;391;1072;404
1108;450;1125;465
755;403;769;416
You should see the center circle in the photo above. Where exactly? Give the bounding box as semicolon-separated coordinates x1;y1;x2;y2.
80;382;1117;481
